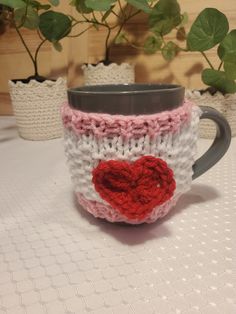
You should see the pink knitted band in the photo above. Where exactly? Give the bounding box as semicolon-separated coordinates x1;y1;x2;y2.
62;101;193;139
76;192;180;224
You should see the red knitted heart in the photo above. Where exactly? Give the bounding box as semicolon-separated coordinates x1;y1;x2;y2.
92;156;176;221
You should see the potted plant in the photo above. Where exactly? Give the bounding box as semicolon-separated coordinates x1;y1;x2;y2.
185;8;236;138
0;0;72;140
69;0;158;85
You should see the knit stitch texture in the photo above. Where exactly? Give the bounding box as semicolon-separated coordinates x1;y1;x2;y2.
81;63;135;86
62;101;201;224
92;156;176;221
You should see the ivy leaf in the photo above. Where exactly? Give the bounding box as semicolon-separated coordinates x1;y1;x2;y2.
202;69;236;94
218;30;236;80
85;0;115;11
179;12;188;27
102;5;114;21
144;35;162;54
53;41;62;51
149;0;181;35
151;19;174;36
71;0;93;13
126;0;152;14
29;1;51;10
218;30;236;61
14;6;39;29
91;18;99;30
39;11;72;41
151;0;181;20
187;8;229;51
48;0;59;6
224;61;236;80
0;0;26;9
161;41;178;61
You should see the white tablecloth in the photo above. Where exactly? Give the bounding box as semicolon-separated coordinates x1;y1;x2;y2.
0;117;235;314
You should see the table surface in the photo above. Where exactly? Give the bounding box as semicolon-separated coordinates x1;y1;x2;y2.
0;117;235;314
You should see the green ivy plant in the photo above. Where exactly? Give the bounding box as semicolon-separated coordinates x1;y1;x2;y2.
116;0;186;61
186;8;236;94
0;0;72;81
141;0;187;61
70;0;158;63
143;5;236;94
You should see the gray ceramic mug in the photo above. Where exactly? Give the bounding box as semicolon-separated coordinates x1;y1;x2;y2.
63;84;231;224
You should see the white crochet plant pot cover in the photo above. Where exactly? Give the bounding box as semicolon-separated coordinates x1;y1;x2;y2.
82;62;135;86
62;101;201;225
9;78;67;141
185;90;236;138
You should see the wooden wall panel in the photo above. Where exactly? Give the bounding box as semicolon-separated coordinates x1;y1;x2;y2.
0;0;236;115
87;0;236;88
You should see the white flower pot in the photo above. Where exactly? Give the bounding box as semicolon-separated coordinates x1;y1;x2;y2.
185;89;236;138
9;78;67;140
82;62;135;86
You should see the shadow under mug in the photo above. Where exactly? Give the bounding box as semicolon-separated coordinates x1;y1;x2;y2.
63;84;231;224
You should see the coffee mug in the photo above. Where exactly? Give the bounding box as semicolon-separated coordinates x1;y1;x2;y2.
62;84;231;224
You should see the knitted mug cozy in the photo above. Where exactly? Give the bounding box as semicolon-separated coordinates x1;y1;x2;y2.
62;101;201;224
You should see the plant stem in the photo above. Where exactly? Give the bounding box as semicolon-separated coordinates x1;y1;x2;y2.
18;0;29;28
112;9;141;44
37;29;44;41
111;10;120;18
218;61;223;71
112;17;126;44
71;20;87;28
128;9;142;20
73;6;141;61
201;51;214;69
118;0;125;18
81;13;90;23
105;27;112;61
106;8;142;59
68;25;93;37
92;11;97;23
123;35;143;50
14;25;37;75
68;14;77;22
34;39;47;76
73;17;108;29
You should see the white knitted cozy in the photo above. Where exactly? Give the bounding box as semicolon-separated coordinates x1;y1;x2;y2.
185;89;236;138
9;78;67;141
81;63;135;85
62;101;201;224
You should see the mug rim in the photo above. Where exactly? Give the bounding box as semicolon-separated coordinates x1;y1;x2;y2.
67;83;185;115
68;83;184;95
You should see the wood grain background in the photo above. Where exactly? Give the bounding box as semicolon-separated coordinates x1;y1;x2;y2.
0;0;235;115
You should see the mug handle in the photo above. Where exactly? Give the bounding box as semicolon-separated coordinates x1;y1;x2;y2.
192;106;231;180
